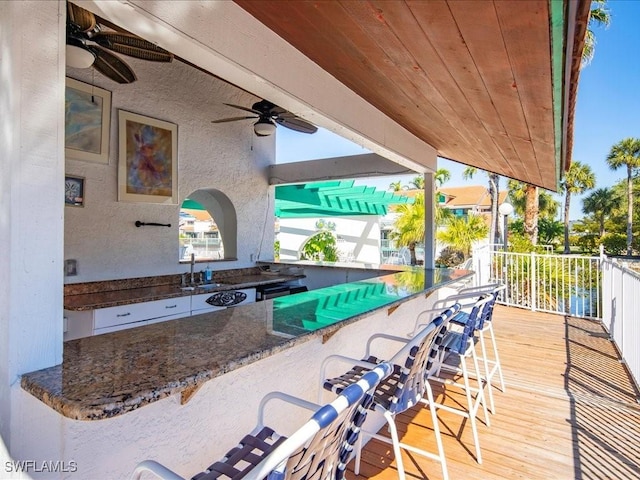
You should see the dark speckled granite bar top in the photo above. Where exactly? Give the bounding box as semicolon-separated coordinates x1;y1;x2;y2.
64;268;304;311
24;268;471;420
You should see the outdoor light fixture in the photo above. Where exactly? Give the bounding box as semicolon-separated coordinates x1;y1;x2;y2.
253;118;276;136
65;40;96;69
499;202;514;251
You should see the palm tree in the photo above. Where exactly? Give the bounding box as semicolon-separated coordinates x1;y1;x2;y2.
508;181;540;244
388;180;402;192
392;192;425;265
437;214;489;258
606;137;640;255
582;0;611;67
561;161;595;253
435;168;451;188
408;175;424;190
582;187;619;237
463;166;500;244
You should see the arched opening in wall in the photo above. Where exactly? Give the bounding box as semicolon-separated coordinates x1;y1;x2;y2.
179;189;237;262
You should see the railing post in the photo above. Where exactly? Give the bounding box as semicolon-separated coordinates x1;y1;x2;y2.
531;251;536;312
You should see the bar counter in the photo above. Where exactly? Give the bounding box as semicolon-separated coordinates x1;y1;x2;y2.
22;268;471;421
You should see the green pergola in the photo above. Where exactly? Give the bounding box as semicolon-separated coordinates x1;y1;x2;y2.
275;180;413;218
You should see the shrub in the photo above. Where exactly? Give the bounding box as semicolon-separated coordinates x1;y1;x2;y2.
300;231;338;262
601;233;627;255
574;234;599;255
436;247;466;267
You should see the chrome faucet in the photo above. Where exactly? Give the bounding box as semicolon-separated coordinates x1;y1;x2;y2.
190;253;195;285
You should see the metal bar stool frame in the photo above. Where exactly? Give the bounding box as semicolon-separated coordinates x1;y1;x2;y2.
130;361;392;480
319;304;461;480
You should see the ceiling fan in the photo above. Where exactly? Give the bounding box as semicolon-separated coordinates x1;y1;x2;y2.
212;100;318;136
66;2;173;84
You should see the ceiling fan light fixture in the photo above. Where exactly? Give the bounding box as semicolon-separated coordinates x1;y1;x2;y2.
253;118;276;136
66;43;95;69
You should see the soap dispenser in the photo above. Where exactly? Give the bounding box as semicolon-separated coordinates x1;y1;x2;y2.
205;265;212;284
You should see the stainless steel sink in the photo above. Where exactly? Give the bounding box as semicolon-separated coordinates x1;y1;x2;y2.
197;283;225;289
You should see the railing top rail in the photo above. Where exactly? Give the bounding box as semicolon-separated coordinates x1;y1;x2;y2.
602;255;640;281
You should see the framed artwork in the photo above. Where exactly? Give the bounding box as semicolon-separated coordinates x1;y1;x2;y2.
65;77;111;164
118;110;178;204
65;175;85;207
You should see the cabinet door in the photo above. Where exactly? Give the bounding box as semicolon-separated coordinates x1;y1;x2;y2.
191;293;226;314
231;288;256;306
94;297;191;329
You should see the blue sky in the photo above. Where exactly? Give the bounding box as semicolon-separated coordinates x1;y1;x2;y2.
276;0;639;220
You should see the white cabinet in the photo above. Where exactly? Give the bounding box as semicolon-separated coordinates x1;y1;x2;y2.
64;288;257;341
191;288;256;315
64;296;191;341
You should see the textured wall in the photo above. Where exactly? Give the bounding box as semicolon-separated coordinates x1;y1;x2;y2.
64;56;275;282
1;0;65;462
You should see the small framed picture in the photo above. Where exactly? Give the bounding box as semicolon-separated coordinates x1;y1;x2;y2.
65;77;112;164
65;175;85;207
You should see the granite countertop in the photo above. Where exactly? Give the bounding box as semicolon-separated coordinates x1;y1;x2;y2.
64;271;304;311
24;268;472;420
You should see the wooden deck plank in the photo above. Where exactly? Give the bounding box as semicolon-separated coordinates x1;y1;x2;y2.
349;306;640;479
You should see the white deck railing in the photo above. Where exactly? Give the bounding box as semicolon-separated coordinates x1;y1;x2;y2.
473;247;601;320
601;254;640;391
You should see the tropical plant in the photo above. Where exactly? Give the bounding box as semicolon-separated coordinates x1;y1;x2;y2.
435;168;451;188
435;246;465;267
392;192;425;265
600;233;627;255
388;180;402;192
274;239;280;260
408;175;424;190
538;218;564;247
561;161;595;253
437;214;489;257
582;0;611;67
300;230;338;262
606;137;640;255
463;166;501;244
581;187;620;237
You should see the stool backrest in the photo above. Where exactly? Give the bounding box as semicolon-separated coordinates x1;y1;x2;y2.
384;304;460;415
246;362;393;480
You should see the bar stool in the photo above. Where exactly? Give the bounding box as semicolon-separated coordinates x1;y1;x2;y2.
319;304;460;480
130;361;392;480
427;294;493;464
454;283;506;413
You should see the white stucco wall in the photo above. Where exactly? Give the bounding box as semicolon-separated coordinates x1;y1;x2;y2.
0;0;66;470
64;55;274;283
279;216;382;265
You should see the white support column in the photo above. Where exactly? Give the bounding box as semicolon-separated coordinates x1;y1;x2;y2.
0;0;65;457
424;172;436;269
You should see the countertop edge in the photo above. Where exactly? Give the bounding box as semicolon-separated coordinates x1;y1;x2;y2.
24;270;472;420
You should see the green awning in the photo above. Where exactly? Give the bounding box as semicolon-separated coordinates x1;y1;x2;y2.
181;198;205;210
275;180;413;218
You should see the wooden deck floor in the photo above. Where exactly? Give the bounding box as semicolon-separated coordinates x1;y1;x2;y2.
350;305;640;480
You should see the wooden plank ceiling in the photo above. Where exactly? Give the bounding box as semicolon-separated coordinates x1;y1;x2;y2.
235;0;587;191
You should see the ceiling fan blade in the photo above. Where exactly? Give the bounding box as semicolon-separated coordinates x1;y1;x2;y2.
223;103;261;115
211;116;258;124
89;45;137;84
94;32;173;62
275;116;318;134
67;3;97;33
